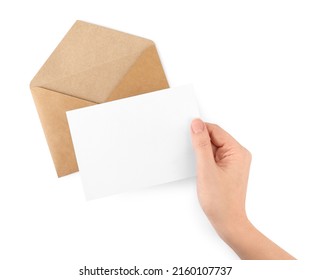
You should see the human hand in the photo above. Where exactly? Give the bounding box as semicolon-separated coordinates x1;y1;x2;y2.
190;118;294;260
190;119;251;239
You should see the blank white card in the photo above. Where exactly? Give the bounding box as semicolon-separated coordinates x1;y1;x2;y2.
67;85;200;199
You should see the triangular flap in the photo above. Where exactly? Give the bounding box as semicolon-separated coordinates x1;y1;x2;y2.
37;54;139;103
106;45;169;102
31;87;96;177
30;20;153;89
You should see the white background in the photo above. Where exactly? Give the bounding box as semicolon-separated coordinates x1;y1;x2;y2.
1;0;310;279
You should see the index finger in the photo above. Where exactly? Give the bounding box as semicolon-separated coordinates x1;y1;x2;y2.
205;123;239;148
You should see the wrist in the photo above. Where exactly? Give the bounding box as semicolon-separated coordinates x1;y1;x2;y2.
213;214;253;244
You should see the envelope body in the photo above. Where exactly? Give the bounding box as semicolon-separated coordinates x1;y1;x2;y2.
30;20;169;177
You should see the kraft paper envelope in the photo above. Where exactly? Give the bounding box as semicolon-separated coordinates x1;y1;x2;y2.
30;20;169;177
67;85;200;200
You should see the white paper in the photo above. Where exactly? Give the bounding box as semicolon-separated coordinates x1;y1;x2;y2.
67;85;200;199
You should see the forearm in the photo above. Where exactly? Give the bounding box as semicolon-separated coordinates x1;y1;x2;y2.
220;218;295;260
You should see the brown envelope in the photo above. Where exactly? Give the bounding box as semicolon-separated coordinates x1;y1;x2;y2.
30;20;169;177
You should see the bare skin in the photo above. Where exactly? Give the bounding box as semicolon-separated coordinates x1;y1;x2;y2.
190;118;295;260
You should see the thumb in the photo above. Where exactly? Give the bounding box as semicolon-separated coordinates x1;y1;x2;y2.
191;119;215;168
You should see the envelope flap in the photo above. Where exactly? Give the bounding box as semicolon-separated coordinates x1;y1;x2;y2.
31;87;95;176
106;45;169;102
30;20;154;94
35;54;140;103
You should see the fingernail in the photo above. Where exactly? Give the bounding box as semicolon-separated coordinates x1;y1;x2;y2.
191;119;204;134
